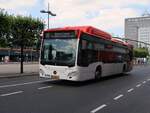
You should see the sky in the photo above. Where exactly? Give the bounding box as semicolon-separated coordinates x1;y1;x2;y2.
0;0;150;37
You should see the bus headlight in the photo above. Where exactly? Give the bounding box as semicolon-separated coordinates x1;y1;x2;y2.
68;71;78;77
39;69;45;76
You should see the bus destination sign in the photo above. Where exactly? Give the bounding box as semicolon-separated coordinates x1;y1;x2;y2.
44;31;76;39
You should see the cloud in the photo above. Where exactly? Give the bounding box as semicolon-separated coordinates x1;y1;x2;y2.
43;0;148;35
0;0;37;10
1;0;149;36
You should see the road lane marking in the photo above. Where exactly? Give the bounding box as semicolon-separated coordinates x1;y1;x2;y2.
0;80;51;88
142;81;146;84
136;84;141;87
147;79;150;81
0;91;23;97
91;104;107;113
127;88;134;93
113;94;124;100
38;86;53;90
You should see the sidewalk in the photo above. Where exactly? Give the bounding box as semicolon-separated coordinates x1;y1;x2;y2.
0;62;38;65
0;72;38;78
0;62;39;78
0;63;149;79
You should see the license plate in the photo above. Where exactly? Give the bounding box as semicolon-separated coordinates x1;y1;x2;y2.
45;74;50;77
51;75;59;79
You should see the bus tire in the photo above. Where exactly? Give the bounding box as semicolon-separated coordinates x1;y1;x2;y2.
95;66;102;80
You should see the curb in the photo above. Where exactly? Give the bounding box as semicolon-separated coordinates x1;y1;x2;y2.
133;64;149;67
0;62;38;65
0;72;38;79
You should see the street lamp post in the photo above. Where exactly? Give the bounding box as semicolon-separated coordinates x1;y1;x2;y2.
40;2;56;29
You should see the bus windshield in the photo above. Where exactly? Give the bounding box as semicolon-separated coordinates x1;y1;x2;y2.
41;38;77;67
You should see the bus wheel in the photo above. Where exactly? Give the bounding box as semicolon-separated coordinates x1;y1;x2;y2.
95;66;102;80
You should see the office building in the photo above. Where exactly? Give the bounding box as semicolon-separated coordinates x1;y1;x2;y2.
125;13;150;48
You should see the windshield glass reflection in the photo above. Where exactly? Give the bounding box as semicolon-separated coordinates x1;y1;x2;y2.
41;39;77;67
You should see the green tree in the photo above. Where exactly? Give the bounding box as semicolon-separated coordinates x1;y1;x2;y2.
11;15;44;73
0;9;12;47
133;47;149;58
0;9;44;73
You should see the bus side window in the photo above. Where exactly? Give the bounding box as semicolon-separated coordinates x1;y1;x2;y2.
86;41;94;62
87;42;93;49
78;39;89;66
78;38;95;66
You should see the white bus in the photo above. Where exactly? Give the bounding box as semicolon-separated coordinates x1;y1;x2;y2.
39;26;133;81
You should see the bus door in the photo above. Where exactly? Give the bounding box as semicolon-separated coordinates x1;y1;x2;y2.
77;39;94;79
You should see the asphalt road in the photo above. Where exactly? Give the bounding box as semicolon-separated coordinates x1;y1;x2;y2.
0;65;150;113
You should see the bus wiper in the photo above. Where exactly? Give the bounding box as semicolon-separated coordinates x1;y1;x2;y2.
41;60;55;65
68;64;74;67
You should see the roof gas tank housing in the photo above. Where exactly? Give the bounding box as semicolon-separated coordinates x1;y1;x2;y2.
44;26;112;40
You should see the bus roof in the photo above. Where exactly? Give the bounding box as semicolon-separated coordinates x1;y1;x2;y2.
44;26;112;40
111;38;126;45
111;38;133;49
44;26;133;48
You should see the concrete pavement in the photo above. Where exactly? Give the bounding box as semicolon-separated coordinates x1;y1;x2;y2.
0;62;39;78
